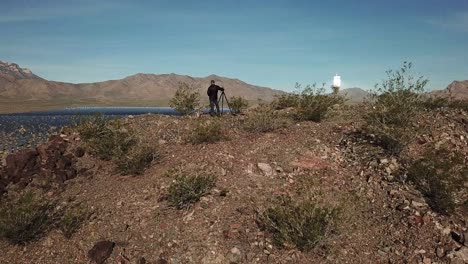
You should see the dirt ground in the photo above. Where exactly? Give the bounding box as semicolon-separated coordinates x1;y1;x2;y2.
0;109;467;264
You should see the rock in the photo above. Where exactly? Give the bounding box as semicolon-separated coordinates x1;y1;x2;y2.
2;135;77;192
228;247;242;263
74;147;85;158
411;200;426;208
88;240;115;264
450;231;465;245
436;247;445;258
453;247;468;262
257;163;273;176
380;158;389;164
422;257;431;264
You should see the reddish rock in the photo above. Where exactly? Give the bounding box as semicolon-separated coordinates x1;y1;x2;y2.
88;240;115;264
5;149;40;184
2;135;79;194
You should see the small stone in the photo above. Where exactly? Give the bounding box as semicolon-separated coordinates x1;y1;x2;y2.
257;163;274;176
228;247;242;263
117;201;123;207
411;200;425;208
380;158;389;164
436;247;445;258
442;227;451;235
422;257;431;264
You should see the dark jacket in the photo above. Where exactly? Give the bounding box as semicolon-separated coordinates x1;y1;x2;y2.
207;84;224;100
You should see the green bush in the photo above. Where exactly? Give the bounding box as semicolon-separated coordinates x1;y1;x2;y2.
167;171;216;209
229;96;249;114
258;197;339;251
58;204;90;239
421;96;468;111
170;82;201;115
295;83;345;122
407;148;467;215
365;62;428;154
116;144;156;175
75;114;136;160
189;120;224;144
271;93;300;110
76;115;155;175
243;106;290;133
0;193;55;244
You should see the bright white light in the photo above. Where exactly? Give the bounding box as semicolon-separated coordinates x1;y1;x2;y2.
332;74;341;88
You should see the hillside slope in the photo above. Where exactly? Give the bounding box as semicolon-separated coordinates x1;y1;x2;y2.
0;61;284;113
0;108;467;263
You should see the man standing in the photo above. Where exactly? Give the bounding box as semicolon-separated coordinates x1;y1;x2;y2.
207;80;224;116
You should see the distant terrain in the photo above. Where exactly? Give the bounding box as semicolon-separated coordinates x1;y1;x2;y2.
0;61;284;113
0;60;467;113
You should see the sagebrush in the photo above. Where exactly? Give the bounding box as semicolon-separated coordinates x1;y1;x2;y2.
364;62;428;154
258;197;339;251
294;83;344;122
0;193;55;244
58;204;90;239
167;169;216;209
75;114;156;174
116;144;156;175
229;96;249;114
407;148;467;215
75;114;135;160
189;120;224;144
170;82;201;115
243;106;290;133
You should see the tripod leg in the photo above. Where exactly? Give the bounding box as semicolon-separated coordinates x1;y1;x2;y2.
221;94;224;115
223;94;233;115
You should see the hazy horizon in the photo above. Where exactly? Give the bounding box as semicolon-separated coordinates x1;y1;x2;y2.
1;0;467;92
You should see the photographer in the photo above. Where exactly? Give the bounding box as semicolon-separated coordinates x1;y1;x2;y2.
207;80;224;116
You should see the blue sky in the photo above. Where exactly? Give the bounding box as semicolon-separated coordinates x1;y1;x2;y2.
1;0;467;91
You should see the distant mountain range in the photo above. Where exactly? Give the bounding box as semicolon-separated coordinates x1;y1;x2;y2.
0;60;466;113
0;60;282;103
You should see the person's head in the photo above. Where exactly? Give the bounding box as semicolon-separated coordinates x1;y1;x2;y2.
211;80;215;84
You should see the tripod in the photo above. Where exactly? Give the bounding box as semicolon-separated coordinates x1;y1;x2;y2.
217;91;232;115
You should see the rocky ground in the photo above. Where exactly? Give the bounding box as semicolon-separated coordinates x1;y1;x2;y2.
0;107;467;264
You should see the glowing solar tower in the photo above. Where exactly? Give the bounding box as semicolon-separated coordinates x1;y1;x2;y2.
332;74;341;94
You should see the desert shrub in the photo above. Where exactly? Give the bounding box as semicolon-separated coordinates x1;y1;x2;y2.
74;113;111;140
170;82;201;115
295;83;345;122
258;197;339;251
421;96;468;111
407;148;467;215
0;193;55;244
271;93;300;110
76;114;155;175
167;170;216;209
75;114;136;160
58;204;90;239
243;106;290;133
229;96;249;114
116;144;156;175
189;120;224;144
365;62;428;154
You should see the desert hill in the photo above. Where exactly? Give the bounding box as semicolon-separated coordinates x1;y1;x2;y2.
0;61;284;113
430;80;468;100
338;87;369;103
